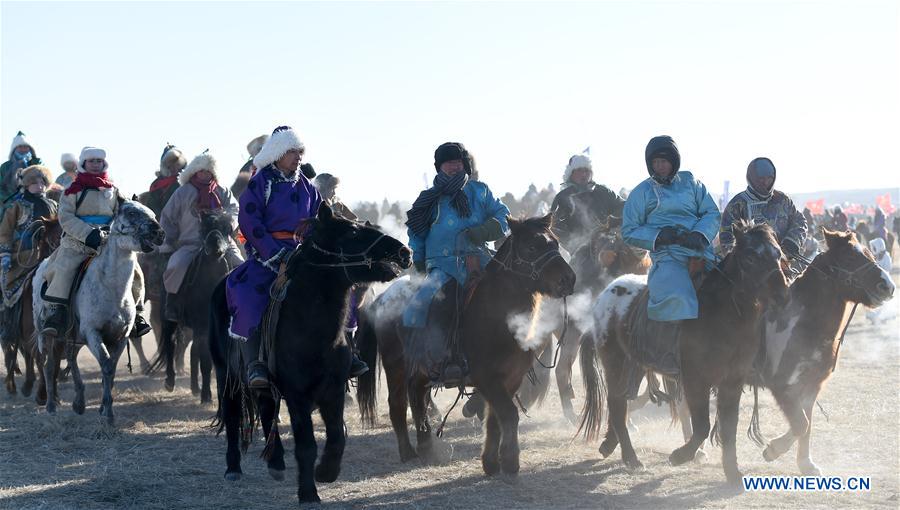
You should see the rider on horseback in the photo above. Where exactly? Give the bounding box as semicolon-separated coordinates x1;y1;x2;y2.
621;136;720;372
719;157;808;259
140;144;187;220
158;152;243;321
40;147;152;338
403;142;510;385
550;153;624;253
0;165;57;308
1;131;43;219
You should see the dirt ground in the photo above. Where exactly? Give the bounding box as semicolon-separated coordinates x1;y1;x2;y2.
1;273;897;509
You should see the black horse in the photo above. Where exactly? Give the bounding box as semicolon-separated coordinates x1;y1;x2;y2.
155;209;238;403
209;204;411;504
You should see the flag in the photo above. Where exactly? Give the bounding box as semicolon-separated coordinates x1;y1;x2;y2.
805;198;825;215
582;146;591;155
875;193;895;214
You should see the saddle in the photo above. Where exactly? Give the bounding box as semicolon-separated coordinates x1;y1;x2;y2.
39;256;94;344
622;287;682;399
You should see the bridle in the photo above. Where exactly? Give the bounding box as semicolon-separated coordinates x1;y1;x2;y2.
493;234;566;281
795;251;884;301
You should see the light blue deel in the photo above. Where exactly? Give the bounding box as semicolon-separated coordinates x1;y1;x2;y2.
622;171;721;321
403;180;509;328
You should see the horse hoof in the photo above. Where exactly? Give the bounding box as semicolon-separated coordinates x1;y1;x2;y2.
799;460;822;476
694;449;708;463
36;395;47;406
298;492;321;504
499;472;519;485
314;462;340;483
268;468;285;481
21;384;33;398
399;450;419;463
482;456;501;476
201;394;212;405
191;385;200;396
725;469;745;487
762;445;779;462
224;471;242;482
164;380;175;392
669;446;695;466
624;458;645;472
73;400;85;415
598;440;618;458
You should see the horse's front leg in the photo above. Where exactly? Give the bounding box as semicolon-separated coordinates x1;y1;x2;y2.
481;404;502;475
190;338;201;396
796;393;821;476
196;328;213;404
715;380;745;485
41;336;59;414
479;382;520;475
69;346;86;415
160;319;178;392
257;392;285;480
22;345;36;397
3;340;17;395
286;398;320;504
764;386;809;462
669;376;711;466
315;386;347;483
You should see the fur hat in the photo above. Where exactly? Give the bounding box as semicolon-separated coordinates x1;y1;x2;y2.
433;142;476;176
313;173;339;195
159;144;187;177
253;126;305;170
179;152;218;185
563;154;592;183
247;135;269;157
644;135;681;184
78;146;108;172
60;152;78;168
869;237;886;255
20;165;53;187
8;130;36;159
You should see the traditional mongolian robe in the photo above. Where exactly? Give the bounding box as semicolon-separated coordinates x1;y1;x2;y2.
225;165;321;340
622;171;720;321
403;180;509;328
720;188;807;253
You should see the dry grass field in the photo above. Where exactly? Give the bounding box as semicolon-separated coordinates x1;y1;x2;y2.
1;273;897;509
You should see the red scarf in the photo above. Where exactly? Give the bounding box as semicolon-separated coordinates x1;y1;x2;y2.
190;173;222;210
64;172;115;196
148;174;178;193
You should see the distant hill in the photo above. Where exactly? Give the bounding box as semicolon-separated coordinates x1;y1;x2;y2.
787;188;899;207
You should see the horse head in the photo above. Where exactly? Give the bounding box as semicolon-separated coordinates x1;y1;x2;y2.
110;198;165;253
296;204;412;284
728;220;790;306
492;213;576;298
200;208;235;259
815;228;895;308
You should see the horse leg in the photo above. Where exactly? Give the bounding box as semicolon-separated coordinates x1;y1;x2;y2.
669;377;711;466
216;361;243;480
34;347;47;406
384;355;416;462
608;393;643;470
70;347;86;415
763;387;808;462
130;336;151;374
715;380;745;485
197;329;213;404
796;394;821;476
257;393;285;480
190;338;200;396
161;319;178;392
315;389;347;483
21;342;36;397
175;329;189;374
286;399;320;504
408;376;434;459
481;404;502;475
676;395;706;461
3;340;17;395
555;323;582;423
42;337;58;414
479;383;521;475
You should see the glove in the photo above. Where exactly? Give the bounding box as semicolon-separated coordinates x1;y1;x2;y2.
413;260;426;274
85;229;104;250
679;231;709;252
465;219;504;245
781;239;800;258
654;226;681;249
1;255;10;271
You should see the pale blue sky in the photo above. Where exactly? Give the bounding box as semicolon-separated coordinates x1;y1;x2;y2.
2;0;898;203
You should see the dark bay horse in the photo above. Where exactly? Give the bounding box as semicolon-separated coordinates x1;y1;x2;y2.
357;214;576;476
2;217;61;399
209;204;411;504
580;222;789;484
155;209;237;403
758;229;894;474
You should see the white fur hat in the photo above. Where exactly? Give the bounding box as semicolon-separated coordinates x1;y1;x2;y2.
180;152;218;185
253;126;304;170
563;154;592;183
60;152;78;167
8;131;34;159
869;237;886;254
78;146;107;172
247;134;269;158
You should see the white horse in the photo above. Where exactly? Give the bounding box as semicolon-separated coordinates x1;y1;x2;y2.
32;198;164;424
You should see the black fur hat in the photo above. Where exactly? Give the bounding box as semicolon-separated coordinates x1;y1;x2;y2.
434;142;473;175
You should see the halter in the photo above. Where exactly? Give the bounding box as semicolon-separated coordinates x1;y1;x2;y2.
494;234;565;281
796;251;884;302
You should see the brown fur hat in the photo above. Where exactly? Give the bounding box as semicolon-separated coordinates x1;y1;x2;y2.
20;165;53;187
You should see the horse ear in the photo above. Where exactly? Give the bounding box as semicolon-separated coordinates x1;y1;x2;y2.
317;202;334;222
538;213;553;229
507;215;521;232
364;220;372;227
824;228;851;251
131;194;139;201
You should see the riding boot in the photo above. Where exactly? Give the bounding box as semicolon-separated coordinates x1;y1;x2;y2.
131;304;152;338
42;303;68;336
462;390;485;419
442;359;465;388
242;331;269;389
163;292;181;323
344;330;369;378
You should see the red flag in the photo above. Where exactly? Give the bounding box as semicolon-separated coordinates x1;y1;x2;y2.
805;198;825;215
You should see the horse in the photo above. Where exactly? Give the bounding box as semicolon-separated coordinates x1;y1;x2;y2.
32;199;164;424
154;208;237;403
580;221;789;485
208;204;411;504
1;217;62;398
756;229;894;475
356;214;576;476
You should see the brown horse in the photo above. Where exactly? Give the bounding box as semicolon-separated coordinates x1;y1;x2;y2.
757;229;894;474
580;222;789;484
1;217;61;400
357;214;575;475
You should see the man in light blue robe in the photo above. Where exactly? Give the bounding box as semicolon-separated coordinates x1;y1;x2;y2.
403;142;509;383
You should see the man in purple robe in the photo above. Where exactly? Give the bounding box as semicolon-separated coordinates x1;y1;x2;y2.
225;125;322;388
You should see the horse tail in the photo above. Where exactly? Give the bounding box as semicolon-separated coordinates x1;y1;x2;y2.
356;307;379;428
746;384;768;447
576;332;605;442
208;278;231;434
